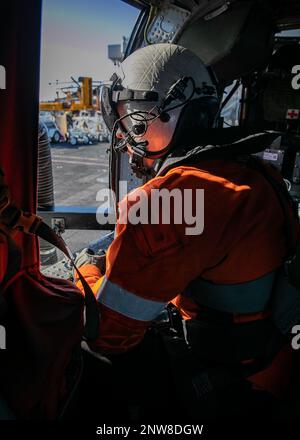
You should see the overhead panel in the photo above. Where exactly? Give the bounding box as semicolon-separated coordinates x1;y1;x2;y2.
177;1;274;85
145;3;191;44
178;2;252;66
133;1;274;85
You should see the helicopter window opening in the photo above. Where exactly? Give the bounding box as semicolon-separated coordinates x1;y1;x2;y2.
39;0;140;267
275;29;300;38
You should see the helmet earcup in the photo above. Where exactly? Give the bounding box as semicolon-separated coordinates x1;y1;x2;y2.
168;96;220;150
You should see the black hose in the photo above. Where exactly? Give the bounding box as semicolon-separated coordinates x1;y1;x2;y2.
37;121;58;265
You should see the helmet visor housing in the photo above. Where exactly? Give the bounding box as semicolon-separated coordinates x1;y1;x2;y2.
100;76;160;133
100;84;118;133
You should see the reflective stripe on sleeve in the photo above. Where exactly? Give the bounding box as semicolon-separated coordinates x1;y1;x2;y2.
96;276;167;322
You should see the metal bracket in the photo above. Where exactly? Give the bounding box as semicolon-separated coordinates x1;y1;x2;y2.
52;217;66;235
38;205;115;231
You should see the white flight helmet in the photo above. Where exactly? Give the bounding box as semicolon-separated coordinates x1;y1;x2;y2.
101;43;219;176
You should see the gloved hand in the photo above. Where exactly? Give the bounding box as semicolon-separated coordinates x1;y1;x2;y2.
73;248;106;279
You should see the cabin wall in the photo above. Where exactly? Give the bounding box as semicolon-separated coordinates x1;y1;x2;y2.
0;1;42;267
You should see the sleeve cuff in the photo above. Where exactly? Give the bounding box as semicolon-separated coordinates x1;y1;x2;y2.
75;263;102;281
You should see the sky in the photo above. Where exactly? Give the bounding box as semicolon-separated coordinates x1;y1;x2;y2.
40;0;139;101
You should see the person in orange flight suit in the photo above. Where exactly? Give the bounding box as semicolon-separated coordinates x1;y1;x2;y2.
74;44;299;419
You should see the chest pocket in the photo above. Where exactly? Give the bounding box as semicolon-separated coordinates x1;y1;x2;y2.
132;222;182;258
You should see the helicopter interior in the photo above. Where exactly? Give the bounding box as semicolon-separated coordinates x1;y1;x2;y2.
1;0;300;422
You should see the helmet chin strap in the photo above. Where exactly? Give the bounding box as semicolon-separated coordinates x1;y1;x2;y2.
128;139;151;178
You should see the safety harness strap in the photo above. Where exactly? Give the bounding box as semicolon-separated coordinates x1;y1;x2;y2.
157;130;280;177
185;271;276;314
